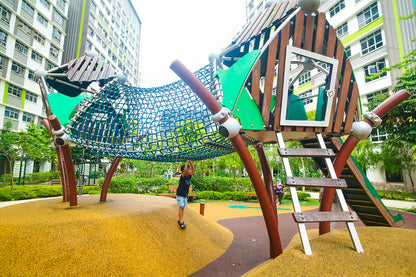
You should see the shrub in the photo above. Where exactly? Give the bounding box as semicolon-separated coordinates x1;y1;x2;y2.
0;185;62;201
108;177;165;194
284;191;311;201
82;186;102;195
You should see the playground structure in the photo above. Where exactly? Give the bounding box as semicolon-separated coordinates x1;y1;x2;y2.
37;0;409;258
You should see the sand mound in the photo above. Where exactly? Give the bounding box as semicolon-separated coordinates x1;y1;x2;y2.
244;226;416;276
0;194;233;276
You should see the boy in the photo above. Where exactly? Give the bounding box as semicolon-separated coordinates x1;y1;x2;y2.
176;160;195;229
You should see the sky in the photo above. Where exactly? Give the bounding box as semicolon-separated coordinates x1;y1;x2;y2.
133;0;247;87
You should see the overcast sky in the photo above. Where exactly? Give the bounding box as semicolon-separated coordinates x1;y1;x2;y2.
133;0;246;87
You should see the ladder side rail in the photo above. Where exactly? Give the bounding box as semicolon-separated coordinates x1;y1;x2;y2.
317;133;364;253
276;132;312;255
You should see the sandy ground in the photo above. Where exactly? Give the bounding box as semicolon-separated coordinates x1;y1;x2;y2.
1;194;415;276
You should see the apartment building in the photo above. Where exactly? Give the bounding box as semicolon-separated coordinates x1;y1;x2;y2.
0;0;68;132
320;0;416;183
63;0;141;86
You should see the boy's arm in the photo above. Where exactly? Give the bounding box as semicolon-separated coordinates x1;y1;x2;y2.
181;161;189;177
188;160;195;175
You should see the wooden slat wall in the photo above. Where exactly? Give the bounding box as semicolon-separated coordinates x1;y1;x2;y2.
274;23;291;132
239;9;361;138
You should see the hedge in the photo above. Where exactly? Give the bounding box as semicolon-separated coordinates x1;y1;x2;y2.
0;185;101;201
0;172;60;186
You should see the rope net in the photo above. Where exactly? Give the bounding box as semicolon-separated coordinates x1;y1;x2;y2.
68;65;235;162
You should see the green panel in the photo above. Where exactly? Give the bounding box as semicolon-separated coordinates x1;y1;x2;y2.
3;82;8;104
338;138;404;224
233;87;265;129
286;94;307;120
315;86;326;121
216;50;265;130
47;93;91;127
341;17;383;45
21;89;26;109
392;0;406;73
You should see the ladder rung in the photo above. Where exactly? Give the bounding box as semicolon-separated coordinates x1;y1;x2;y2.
285;177;347;188
292;211;359;223
278;148;335;157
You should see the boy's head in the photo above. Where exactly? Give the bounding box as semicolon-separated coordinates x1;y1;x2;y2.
181;165;185;172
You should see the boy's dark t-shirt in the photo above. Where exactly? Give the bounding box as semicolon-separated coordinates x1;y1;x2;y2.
176;175;192;197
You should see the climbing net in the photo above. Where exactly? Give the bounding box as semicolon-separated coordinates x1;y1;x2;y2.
68;65;235;162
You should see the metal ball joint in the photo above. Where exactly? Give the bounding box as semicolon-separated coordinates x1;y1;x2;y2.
52;127;70;146
218;117;241;139
351;121;373;140
297;0;320;14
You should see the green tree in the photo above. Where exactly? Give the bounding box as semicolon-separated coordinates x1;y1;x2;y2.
365;12;416;190
19;123;54;163
0;121;21;189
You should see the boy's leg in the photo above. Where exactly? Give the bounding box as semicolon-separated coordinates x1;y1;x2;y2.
178;206;185;223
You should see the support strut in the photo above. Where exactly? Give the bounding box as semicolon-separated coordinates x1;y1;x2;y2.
319;89;410;234
170;60;282;258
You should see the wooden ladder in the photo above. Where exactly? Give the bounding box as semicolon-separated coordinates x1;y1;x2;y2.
276;132;364;255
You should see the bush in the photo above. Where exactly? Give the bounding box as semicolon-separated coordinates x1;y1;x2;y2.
0;185;62;201
284;191;311;201
108;177;165;194
82;186;102;195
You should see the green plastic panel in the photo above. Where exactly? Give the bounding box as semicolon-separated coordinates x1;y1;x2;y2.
216;50;265;130
48;93;91;127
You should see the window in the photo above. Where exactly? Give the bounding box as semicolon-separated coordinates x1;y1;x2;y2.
39;0;50;10
364;58;386;83
28;70;37;81
25;91;38;103
52;27;62;42
11;61;25;76
329;0;345;17
360;29;383;55
34;31;45;45
89;13;95;25
21;0;34;16
345;46;351;58
17;19;32;35
88;26;94;38
4;107;19;120
298;71;311;86
299;90;313;105
90;1;96;13
49;45;59;58
22;112;35;123
15;40;29;55
53;10;64;26
31;50;43;63
8;84;23;97
336;22;348;37
0;4;11;24
86;40;92;50
37;13;48;27
0;54;4;70
357;2;379;29
367;89;388;102
371;127;388;142
46;60;56;70
0;29;7;47
56;0;65;11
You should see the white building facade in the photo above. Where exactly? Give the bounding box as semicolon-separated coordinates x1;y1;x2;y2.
63;0;141;86
0;0;68;132
320;0;416;184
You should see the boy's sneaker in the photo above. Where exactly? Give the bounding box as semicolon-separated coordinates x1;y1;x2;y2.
178;220;186;229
